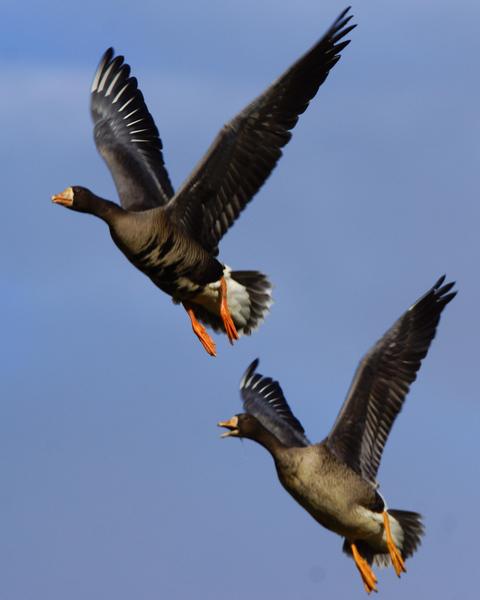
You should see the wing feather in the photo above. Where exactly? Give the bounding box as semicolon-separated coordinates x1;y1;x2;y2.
166;8;356;254
326;276;456;483
91;48;174;211
240;359;309;448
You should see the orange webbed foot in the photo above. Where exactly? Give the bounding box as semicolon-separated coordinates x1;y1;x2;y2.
383;512;407;577
220;277;239;345
183;304;217;357
351;542;378;594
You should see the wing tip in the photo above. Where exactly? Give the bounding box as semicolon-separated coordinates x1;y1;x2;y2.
337;6;352;21
91;47;115;92
91;47;128;95
409;274;457;315
240;358;260;390
325;7;357;60
433;274;457;305
332;6;356;36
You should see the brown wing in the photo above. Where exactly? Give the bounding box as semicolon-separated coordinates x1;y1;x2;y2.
91;48;174;211
326;276;456;484
240;359;310;448
166;8;355;255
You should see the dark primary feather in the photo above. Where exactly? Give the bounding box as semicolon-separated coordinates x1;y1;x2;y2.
326;276;457;483
240;359;310;448
91;48;174;211
166;7;356;255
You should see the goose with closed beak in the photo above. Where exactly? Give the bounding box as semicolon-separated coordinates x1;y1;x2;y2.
52;8;355;355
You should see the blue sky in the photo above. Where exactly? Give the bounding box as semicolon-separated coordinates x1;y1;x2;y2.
1;1;479;598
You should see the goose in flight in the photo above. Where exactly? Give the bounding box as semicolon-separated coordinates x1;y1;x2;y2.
53;8;355;355
219;276;456;591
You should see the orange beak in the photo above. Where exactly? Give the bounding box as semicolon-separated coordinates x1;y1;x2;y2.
52;187;74;207
217;415;239;437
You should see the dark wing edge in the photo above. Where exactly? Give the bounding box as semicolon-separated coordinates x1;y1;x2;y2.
166;7;356;254
240;359;310;448
91;48;174;211
326;275;457;483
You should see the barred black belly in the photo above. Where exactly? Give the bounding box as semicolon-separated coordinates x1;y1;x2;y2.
146;266;200;298
130;231;223;300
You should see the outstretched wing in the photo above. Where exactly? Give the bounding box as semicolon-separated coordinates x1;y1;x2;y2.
240;359;310;448
166;8;356;255
91;48;174;211
326;276;457;483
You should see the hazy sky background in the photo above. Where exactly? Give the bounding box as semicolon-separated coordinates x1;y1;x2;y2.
1;1;479;598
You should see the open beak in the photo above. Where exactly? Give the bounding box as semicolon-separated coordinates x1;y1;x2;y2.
217;415;239;438
52;187;74;207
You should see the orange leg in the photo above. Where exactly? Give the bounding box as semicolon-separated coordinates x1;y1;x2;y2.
383;512;406;577
220;277;239;345
351;542;378;594
183;304;217;357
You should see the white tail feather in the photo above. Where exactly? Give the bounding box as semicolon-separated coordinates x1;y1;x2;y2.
190;266;272;336
224;268;251;329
